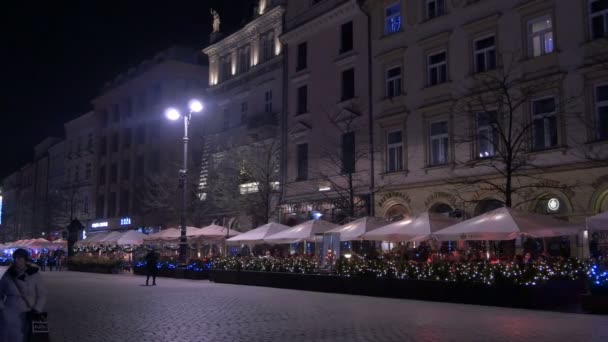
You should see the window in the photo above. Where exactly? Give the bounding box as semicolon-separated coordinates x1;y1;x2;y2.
590;0;608;39
297;42;307;71
135;155;144;178
340;21;354;53
148;120;160;138
474;35;496;73
108;192;117;218
85;163;92;180
239;46;251;73
296;143;308;181
262;31;275;61
119;190;129;216
123;128;132;149
220;55;231;81
99;166;106;185
531;97;558;150
265;90;273;113
87;133;93;150
101;110;109;128
386;66;402;98
385;3;402;35
297;86;308;114
136;125;145;144
528;16;554;57
112;104;120;123
149;150;160;173
99;136;107;156
96;195;105;219
223;108;230;130
83;195;89;214
122;160;131;180
386;130;403;172
110;163;118;183
342;132;356;173
426;0;446;19
429;121;449;166
341;68;355;101
152;84;162;104
124;99;133;118
241;102;248;124
137;93;146;111
239;182;259;195
74;165;80;183
428;51;447;86
477;111;498;158
594;84;608;139
111;133;119;153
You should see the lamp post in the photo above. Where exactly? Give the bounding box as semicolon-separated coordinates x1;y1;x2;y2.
165;99;203;266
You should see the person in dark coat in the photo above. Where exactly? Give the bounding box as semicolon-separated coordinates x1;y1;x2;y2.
0;248;47;342
144;249;159;286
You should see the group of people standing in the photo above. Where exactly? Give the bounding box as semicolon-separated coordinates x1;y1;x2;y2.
35;250;65;272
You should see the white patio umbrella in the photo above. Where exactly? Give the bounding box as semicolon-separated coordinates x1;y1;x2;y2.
362;212;459;242
143;227;204;241
264;220;339;244
98;231;127;245
192;224;240;240
432;207;584;241
587;211;608;231
75;232;110;247
227;222;290;244
326;217;387;241
115;230;146;246
24;238;56;249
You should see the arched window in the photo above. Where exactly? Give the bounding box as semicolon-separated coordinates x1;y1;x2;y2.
474;199;504;215
429;202;453;216
385;204;410;222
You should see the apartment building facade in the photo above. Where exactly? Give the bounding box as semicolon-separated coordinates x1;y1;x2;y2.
90;46;208;234
201;1;285;230
280;0;373;225
364;0;608;223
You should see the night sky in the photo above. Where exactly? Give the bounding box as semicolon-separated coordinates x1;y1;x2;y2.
1;0;255;179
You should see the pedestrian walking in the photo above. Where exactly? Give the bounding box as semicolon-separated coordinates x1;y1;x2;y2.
0;248;47;342
144;249;159;286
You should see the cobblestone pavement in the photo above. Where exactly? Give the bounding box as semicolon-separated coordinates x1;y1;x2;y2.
42;271;607;342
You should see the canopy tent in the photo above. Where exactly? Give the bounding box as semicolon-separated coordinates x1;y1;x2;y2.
264;220;339;244
325;217;387;241
74;232;110;247
227;222;290;244
362;212;459;242
192;224;240;240
587;211;608;231
143;227;203;241
115;230;146;246
98;231;126;245
23;238;56;249
6;239;35;248
52;238;67;244
432;207;584;241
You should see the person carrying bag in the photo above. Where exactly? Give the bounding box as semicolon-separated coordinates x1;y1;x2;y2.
0;248;49;342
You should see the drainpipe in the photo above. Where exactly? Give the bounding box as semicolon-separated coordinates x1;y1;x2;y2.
280;11;289;223
357;0;375;217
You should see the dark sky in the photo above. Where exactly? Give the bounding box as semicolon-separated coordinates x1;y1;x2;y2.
1;0;256;179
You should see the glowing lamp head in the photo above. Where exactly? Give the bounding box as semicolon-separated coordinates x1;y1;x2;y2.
188;99;203;113
165;108;181;121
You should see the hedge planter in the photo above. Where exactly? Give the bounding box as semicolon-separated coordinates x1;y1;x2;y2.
210;270;587;311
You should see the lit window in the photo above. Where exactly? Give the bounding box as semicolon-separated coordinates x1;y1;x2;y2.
426;0;446;20
386;130;403;172
386;66;402;98
590;0;608;39
531;97;558;150
429;121;449;166
476;111;498;158
427;51;447;86
239;182;260;194
528;16;554;57
474;35;496;73
595;84;608;140
385;3;402;35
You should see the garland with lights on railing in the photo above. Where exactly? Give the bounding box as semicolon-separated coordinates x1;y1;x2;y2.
207;255;608;288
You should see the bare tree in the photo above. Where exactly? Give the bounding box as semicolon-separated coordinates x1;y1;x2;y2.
449;52;580;209
47;184;84;229
314;104;375;223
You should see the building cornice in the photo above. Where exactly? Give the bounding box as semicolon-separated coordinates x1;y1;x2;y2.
280;1;360;44
203;6;285;57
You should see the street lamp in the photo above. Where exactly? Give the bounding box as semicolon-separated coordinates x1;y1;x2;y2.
165;99;203;266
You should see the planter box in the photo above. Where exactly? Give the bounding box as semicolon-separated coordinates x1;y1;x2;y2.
210;270;586;311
